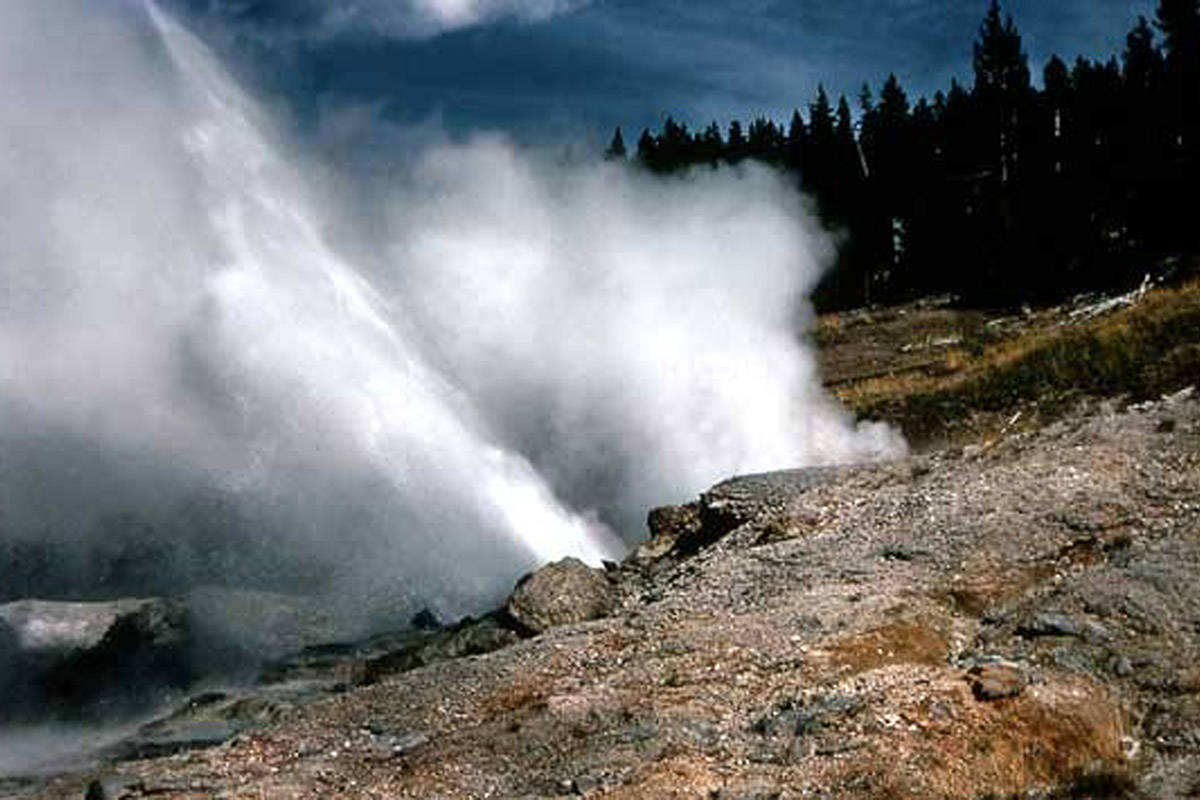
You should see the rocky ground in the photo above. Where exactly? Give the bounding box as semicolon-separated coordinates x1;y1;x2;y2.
22;382;1200;799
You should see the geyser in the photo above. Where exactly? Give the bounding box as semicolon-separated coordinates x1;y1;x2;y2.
0;0;903;640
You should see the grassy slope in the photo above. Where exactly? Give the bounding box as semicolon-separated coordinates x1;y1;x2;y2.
818;282;1200;449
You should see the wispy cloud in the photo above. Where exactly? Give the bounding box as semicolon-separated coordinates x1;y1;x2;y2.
216;0;591;39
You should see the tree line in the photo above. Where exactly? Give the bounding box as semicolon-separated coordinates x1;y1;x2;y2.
605;0;1200;310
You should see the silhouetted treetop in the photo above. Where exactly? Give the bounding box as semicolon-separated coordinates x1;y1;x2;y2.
973;0;1030;98
605;127;626;160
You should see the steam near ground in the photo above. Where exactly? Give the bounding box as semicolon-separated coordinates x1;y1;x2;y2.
0;0;903;641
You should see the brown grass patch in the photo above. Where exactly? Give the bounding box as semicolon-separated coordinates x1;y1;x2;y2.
823;676;1131;800
932;683;1130;798
937;564;1055;617
478;680;548;718
826;621;949;675
604;755;723;800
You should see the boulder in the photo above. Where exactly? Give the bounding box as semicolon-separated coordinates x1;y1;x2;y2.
0;597;193;721
647;503;702;540
0;598;156;654
505;558;616;636
357;614;521;685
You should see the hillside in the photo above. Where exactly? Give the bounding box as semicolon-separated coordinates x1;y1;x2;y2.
819;279;1200;448
28;285;1200;800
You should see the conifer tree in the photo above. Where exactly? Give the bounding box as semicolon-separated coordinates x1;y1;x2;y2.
698;121;724;166
972;0;1031;185
1124;16;1163;96
973;0;1031;97
1156;0;1200;148
636;128;658;170
806;85;836;196
604;127;627;160
808;85;835;148
1155;0;1200;62
1155;0;1200;249
726;119;747;163
785;109;805;171
835;96;860;178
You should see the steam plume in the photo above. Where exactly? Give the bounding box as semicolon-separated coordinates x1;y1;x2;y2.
0;0;903;634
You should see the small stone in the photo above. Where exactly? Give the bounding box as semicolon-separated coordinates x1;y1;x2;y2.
85;776;141;800
1018;612;1089;639
968;663;1025;701
572;775;602;794
389;731;430;754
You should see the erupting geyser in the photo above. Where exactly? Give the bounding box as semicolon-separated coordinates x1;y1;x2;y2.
0;0;903;639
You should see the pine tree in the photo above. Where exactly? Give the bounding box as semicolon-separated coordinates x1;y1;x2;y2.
747;117;783;163
1155;0;1200;62
1041;55;1072;176
973;0;1031;98
698;122;724;166
862;74;911;190
636;128;658;170
657;116;691;171
604;127;627;160
1124;16;1163;96
1156;0;1200;151
1155;0;1200;250
1120;18;1169;256
972;0;1031;186
835;96;859;177
809;85;835;148
785;109;805;171
726;119;746;163
806;84;836;194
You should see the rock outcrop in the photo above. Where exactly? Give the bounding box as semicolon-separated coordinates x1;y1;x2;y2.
0;598;193;722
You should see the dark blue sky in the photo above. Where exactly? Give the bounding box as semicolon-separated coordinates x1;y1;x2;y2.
177;0;1157;144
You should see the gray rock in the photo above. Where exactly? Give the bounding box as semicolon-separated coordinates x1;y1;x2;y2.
0;598;161;655
0;597;193;721
647;503;702;540
505;558;615;636
753;693;863;738
114;719;242;761
1018;612;1108;641
1020;612;1084;637
1108;654;1135;677
410;608;441;630
571;775;602;794
357;614;520;685
84;775;141;800
675;467;842;554
434;615;521;660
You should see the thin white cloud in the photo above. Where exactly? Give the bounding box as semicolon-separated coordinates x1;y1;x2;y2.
318;0;589;38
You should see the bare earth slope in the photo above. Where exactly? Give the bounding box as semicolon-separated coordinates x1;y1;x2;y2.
38;384;1200;799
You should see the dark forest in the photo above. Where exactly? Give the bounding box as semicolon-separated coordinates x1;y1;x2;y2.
607;0;1200;311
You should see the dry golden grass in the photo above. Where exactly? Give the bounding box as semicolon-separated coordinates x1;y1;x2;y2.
827;282;1200;447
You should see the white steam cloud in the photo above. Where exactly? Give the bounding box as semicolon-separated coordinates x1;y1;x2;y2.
0;0;903;633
